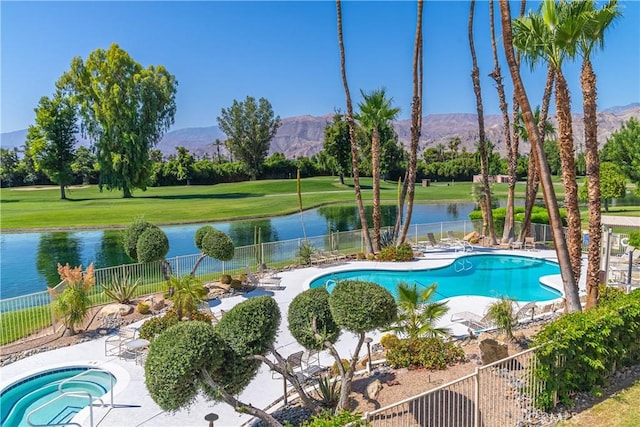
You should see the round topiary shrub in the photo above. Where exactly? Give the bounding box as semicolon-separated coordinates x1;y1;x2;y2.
122;219;153;261
230;279;243;289
329;280;397;333
194;225;215;250
136;225;169;263
220;274;232;285
200;229;235;261
288;287;340;350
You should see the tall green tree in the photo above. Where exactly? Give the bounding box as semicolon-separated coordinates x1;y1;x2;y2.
0;148;20;187
356;88;400;252
322;113;352;185
499;0;581;312
172;146;195;185
216;96;281;180
336;0;374;255
58;43;177;198
601;117;640;193
26;92;77;199
576;0;620;308
71;146;97;185
579;162;626;212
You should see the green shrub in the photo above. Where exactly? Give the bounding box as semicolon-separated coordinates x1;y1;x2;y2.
103;275;140;304
329;280;397;334
298;240;315;265
483;296;516;340
532;290;640;409
356;252;366;260
220;274;232;285
380;333;400;349
386;337;465;370
136;225;169;263
194;225;215;250
122;219;153;261
288;287;340;350
378;243;414;262
137;301;151;314
200;228;235;261
230;279;243;289
301;410;367;427
366;253;375;261
139;309;180;341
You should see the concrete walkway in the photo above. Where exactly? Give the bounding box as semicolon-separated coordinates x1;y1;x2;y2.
1;248;576;427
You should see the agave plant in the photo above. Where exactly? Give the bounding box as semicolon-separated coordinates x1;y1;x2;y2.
313;375;341;409
103;275;140;304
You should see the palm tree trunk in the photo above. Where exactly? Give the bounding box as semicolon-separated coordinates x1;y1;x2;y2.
555;72;583;282
336;0;373;254
399;0;424;245
372;128;381;251
520;66;554;241
469;0;497;246
499;0;581;312
582;57;601;309
489;0;514;243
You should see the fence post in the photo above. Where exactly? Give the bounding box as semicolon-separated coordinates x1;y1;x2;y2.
474;367;480;427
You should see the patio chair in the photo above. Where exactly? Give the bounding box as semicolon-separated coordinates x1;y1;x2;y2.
245;266;283;289
427;232;448;249
105;326;137;357
514;301;538;323
450;311;491;333
524;237;536;251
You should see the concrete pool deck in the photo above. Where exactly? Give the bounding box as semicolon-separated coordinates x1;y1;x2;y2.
1;248;583;427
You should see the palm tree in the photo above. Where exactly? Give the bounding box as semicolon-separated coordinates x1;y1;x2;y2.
336;0;373;255
499;0;581;312
398;0;424;245
518;67;556;243
469;0;497;246
513;0;586;282
577;0;620;308
356;88;400;252
167;275;208;319
488;0;515;244
385;282;450;339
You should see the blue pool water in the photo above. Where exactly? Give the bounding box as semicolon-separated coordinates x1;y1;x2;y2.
309;254;562;302
0;366;116;426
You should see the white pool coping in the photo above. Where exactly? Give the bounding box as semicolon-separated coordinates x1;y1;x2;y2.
1;247;583;427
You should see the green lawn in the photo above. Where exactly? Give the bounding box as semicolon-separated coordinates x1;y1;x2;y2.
1;177;531;230
558;380;640;427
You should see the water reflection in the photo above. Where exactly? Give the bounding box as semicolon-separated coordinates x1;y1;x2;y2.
228;219;278;247
36;232;82;287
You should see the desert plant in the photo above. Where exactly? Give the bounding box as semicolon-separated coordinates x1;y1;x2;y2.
103;275;140;304
313;376;341;409
301;410;368;427
139;309;180;341
230;279;243;289
137;301;151;314
220;274;232;285
484;296;517;340
298;240;315;265
330;359;350;377
53;263;95;336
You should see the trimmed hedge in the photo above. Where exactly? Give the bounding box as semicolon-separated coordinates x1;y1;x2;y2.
386;337;465;370
468;206;567;235
532;290;640;409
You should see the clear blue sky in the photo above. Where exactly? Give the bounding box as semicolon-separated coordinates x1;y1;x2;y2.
1;1;638;134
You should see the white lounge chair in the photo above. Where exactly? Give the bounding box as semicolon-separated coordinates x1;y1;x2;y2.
246;266;283;289
450;311;491;333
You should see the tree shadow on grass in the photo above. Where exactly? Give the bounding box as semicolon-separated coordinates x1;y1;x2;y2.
65;192;263;202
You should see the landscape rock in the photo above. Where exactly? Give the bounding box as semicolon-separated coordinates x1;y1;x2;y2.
366;379;383;400
99;303;133;317
479;338;508;365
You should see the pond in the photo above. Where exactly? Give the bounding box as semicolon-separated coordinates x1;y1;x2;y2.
1;203;476;299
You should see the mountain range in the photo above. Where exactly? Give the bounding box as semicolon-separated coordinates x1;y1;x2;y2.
2;103;638;159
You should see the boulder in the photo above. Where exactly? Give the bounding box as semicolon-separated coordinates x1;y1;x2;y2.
479;338;508;365
99;303;133;317
365;379;383;400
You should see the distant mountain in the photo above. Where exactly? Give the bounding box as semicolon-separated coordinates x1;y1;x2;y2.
2;105;638;159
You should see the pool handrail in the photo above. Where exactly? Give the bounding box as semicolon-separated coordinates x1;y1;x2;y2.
26;391;91;427
57;367;114;408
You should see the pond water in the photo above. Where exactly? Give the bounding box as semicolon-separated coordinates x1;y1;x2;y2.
0;203;475;299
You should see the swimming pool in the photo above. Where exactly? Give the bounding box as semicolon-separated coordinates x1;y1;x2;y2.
0;366;116;426
309;254;562;302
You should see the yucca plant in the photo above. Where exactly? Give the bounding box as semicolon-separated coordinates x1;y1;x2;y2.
313;375;341;409
103;275;140;304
